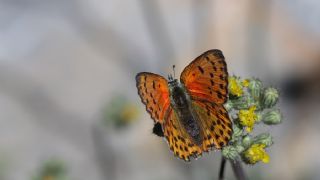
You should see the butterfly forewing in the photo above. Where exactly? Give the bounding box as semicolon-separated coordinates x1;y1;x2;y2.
136;72;171;123
180;49;228;104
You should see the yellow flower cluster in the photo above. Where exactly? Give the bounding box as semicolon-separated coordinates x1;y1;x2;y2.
229;77;243;96
243;144;269;164
239;106;258;132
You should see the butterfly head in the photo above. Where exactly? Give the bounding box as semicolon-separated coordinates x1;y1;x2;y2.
168;74;178;84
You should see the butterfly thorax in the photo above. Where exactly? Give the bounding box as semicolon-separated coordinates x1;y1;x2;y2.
168;79;202;145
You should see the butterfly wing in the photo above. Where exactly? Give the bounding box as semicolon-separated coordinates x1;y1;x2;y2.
192;101;232;150
180;49;232;152
163;101;232;161
136;72;201;161
163;108;202;161
180;49;228;104
136;72;171;123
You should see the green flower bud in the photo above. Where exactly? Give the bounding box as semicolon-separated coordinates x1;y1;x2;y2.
262;109;282;125
255;113;262;123
232;124;243;140
248;79;263;101
253;133;273;147
263;87;279;108
242;135;252;149
231;97;249;110
235;144;245;153
231;114;238;120
224;101;233;111
222;145;239;160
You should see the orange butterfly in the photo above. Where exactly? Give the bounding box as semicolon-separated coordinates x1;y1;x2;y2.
136;49;232;161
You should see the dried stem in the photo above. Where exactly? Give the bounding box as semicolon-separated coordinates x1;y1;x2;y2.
230;159;247;180
218;156;247;180
218;156;226;180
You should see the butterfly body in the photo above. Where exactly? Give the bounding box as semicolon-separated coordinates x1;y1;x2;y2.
168;79;202;145
136;49;233;161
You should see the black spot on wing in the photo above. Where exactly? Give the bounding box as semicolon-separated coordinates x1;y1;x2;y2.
210;79;214;86
152;81;156;89
219;129;224;135
213;66;217;71
197;66;204;74
217;92;223;99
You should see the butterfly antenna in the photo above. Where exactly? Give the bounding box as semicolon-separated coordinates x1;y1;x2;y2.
172;65;176;79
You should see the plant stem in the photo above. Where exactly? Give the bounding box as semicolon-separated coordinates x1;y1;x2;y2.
218;156;227;180
230;160;247;180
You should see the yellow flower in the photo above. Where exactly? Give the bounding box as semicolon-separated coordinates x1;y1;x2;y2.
243;144;270;164
229;77;243;96
239;106;257;132
242;79;250;87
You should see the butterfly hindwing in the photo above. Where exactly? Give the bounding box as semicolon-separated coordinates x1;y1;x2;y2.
136;72;171;123
163;108;202;161
192;101;232;150
180;49;228;104
163;101;232;161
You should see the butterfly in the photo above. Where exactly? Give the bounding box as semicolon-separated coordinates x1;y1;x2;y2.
136;49;232;161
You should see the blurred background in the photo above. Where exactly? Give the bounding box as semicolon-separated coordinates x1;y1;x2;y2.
0;0;320;179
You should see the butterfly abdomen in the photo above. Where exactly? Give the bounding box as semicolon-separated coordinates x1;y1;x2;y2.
168;81;202;145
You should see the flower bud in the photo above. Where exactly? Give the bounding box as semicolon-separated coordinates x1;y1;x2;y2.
222;146;239;160
256;113;262;123
235;145;245;153
231;124;243;140
262;109;282;125
242;135;252;149
248;79;263;100
253;133;273;147
262;87;279;108
235;145;245;154
224;101;233;111
231;97;249;110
